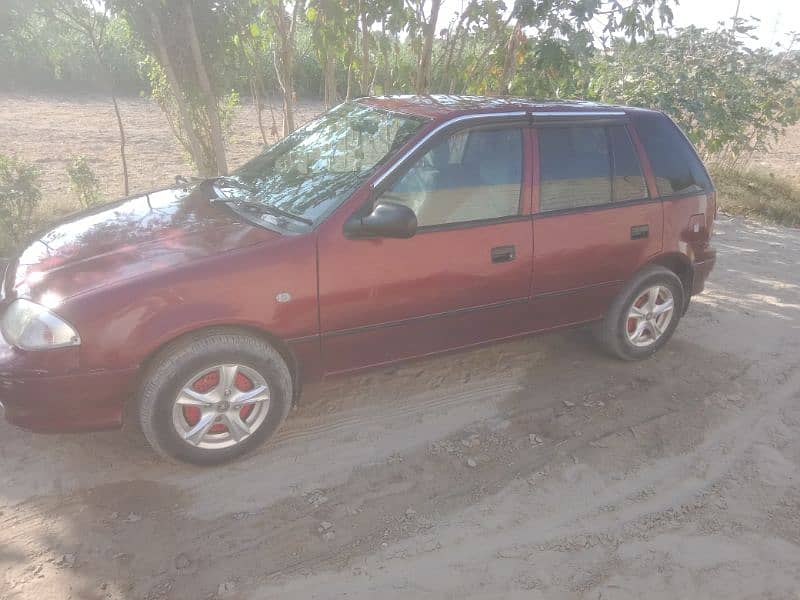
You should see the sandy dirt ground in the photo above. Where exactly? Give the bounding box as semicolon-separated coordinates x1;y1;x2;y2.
0;218;799;599
1;95;800;599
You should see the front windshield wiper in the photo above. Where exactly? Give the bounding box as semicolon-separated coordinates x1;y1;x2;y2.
209;176;314;226
209;195;313;226
176;174;247;189
175;174;209;186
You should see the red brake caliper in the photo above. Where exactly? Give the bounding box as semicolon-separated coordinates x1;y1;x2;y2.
182;371;218;429
182;369;256;434
235;372;255;422
628;295;648;334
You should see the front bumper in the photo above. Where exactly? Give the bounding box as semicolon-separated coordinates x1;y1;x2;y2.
0;335;137;433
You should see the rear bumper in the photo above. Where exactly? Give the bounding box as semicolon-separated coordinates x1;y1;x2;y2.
691;250;716;295
0;336;136;433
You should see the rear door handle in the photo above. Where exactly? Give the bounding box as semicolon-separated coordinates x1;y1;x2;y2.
631;224;649;240
491;245;515;263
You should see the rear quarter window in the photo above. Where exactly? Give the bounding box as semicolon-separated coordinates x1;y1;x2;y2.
633;112;712;197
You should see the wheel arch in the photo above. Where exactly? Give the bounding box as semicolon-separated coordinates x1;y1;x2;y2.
646;253;693;310
134;323;301;407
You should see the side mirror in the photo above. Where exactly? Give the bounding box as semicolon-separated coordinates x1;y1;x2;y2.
343;200;417;239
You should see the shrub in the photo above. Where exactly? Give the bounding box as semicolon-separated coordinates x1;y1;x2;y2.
66;156;101;209
0;153;41;254
141;56;240;176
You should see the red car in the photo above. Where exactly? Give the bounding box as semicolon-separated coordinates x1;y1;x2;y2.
0;96;715;464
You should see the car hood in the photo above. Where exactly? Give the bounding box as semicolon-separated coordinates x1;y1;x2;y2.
4;185;279;303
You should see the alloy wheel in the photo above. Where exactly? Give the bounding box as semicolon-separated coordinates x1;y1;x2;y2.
171;364;270;450
625;285;675;348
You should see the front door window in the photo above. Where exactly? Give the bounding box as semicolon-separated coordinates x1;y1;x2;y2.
380;127;523;227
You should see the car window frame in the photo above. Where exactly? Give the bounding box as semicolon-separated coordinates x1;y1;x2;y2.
532;118;655;218
224;103;432;234
362;113;531;234
608;124;651;204
631;112;714;201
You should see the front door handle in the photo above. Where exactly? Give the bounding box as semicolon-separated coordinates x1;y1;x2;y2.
491;245;516;263
631;224;649;240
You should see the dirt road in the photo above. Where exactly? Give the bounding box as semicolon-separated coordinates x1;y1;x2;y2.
1;214;799;599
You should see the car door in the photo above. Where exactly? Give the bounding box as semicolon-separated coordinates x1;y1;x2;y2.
531;121;663;328
317;119;534;375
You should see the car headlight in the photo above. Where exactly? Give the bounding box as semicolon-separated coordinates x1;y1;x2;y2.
1;298;81;350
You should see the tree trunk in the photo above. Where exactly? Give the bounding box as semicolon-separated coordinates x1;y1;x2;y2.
251;77;268;145
380;21;392;94
273;47;295;135
415;0;442;95
183;0;227;175
497;23;522;96
460;10;516;94
442;11;469;94
266;90;279;138
359;0;370;95
323;53;337;108
241;37;271;143
370;63;378;92
268;2;300;136
282;48;295;135
449;28;469;93
109;92;129;196
382;46;392;94
147;6;211;175
88;31;129;196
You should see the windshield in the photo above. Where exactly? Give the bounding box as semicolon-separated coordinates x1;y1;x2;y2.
215;102;428;229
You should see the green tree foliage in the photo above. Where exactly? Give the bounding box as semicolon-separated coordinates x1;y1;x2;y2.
0;155;42;251
467;0;674;96
0;0;145;94
3;0;800;184
591;24;800;166
305;0;357;104
66;156;101;209
110;0;240;176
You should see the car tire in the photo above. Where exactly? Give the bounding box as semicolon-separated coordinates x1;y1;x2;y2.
137;328;292;465
599;265;684;361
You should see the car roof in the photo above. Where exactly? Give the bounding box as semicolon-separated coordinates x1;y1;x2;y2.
356;95;655;121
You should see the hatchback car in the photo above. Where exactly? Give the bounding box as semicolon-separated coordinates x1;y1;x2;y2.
0;96;715;464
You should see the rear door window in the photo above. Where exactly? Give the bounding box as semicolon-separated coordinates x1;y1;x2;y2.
539;126;611;211
538;124;647;212
633;112;711;197
609;125;648;202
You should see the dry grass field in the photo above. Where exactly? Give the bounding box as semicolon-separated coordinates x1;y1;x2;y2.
0;93;324;220
750;122;800;186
